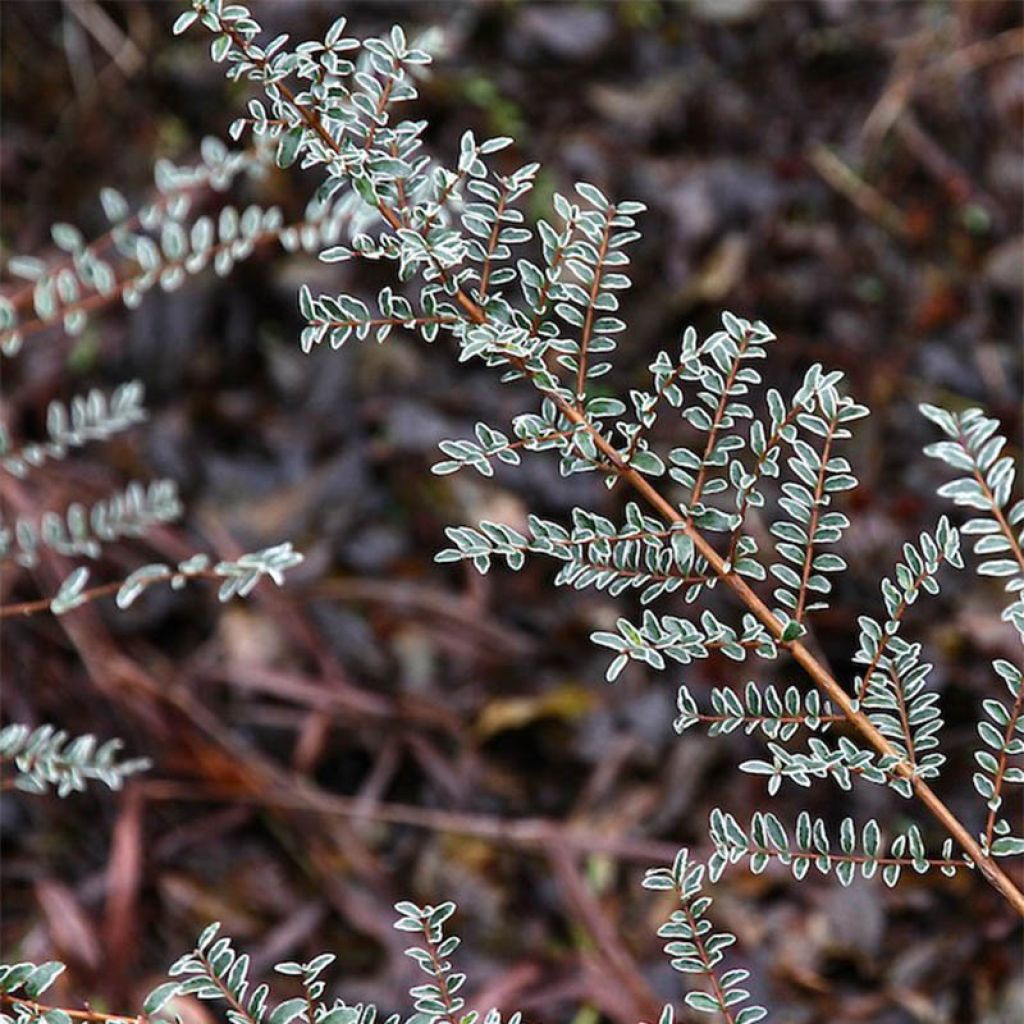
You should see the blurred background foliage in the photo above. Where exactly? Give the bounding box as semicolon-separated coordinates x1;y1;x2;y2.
1;2;1022;1022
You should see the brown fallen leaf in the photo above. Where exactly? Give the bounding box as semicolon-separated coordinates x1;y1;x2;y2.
475;684;597;740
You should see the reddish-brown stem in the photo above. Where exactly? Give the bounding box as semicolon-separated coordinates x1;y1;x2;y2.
571;563;710;587
389;140;411;227
478;181;509;301
694;712;845;728
890;664;918;768
740;846;962;870
197;952;256;1024
527;217;576;339
363;71;397;153
0;994;142;1024
311;315;458;330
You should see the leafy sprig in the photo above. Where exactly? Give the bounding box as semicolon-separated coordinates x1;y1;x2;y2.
975;659;1024;857
0;544;303;619
2;479;182;568
0;381;147;478
921;403;1024;612
643;849;766;1024
0;724;149;798
708;809;962;889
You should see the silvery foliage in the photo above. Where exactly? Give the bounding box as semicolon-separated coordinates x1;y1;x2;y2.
675;682;837;741
48;542;304;616
0;380;147;478
0;139;360;357
0;723;150;798
975;659;1024;857
920;404;1024;610
643;849;765;1024
435;340;863;670
0;139;262;356
0;960;69;1024
706;809;958;889
0;380;176;575
853;517;963;782
181;0;1023;1015
0;372;303;615
137;910;520;1024
1;478;182;568
1;908;528;1024
920;404;1024;856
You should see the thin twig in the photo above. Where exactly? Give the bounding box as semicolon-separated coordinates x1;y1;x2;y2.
807;143;909;240
138;779;682;865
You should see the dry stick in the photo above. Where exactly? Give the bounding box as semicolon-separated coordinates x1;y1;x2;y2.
221;18;1024;915
139;779;682;865
923;26;1024;83
548;843;662;1023
807;143;909;240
